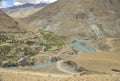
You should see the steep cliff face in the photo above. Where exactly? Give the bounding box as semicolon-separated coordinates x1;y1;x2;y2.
25;0;120;39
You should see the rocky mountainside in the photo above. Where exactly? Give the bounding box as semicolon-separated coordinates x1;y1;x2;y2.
25;0;120;39
24;0;120;52
0;10;26;33
0;10;73;67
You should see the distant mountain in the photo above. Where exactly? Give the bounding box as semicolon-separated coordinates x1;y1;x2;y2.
2;3;48;18
8;3;34;9
2;3;48;10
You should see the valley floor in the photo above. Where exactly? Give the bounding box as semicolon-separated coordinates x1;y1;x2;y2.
1;52;120;81
0;68;120;81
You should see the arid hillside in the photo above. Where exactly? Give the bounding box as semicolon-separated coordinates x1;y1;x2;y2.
0;69;119;81
1;52;120;81
0;10;35;34
25;0;120;39
28;52;120;75
65;52;120;74
0;1;120;81
0;10;71;68
24;0;120;52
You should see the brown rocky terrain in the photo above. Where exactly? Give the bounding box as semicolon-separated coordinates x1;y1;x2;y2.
25;52;120;75
0;10;72;67
65;52;120;74
0;10;27;33
24;0;120;52
1;52;120;81
25;0;120;38
0;0;120;81
0;69;120;81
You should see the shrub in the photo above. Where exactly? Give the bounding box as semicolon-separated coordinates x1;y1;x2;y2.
44;44;52;52
23;47;35;56
43;33;65;50
7;56;19;63
26;41;36;46
0;45;11;55
8;40;24;44
0;35;8;42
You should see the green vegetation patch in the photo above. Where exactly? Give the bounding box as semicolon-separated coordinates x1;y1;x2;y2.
42;32;66;51
7;39;24;44
0;34;8;42
6;56;19;63
0;44;11;55
23;46;35;56
26;41;36;46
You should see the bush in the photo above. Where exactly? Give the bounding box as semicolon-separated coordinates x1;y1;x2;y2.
0;45;11;55
26;41;36;46
23;47;35;56
44;44;52;52
8;40;24;44
43;33;65;50
7;56;19;63
0;35;8;42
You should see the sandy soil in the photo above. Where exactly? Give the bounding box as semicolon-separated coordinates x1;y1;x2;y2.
1;52;120;81
66;52;120;74
27;52;120;75
0;68;120;81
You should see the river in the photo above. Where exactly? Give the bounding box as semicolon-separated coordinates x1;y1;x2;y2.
70;40;96;52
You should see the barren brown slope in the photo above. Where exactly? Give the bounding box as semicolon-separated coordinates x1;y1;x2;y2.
24;52;120;75
25;0;120;39
1;52;120;81
65;52;120;74
0;10;34;33
0;68;119;81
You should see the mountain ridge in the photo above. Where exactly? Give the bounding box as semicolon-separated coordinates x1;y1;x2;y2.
2;3;48;18
24;0;120;52
24;0;120;39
